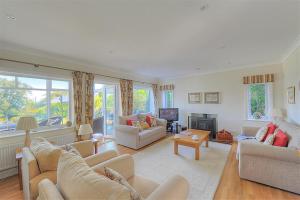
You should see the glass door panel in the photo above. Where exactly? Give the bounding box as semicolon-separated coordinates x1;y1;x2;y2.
105;86;115;135
94;84;116;136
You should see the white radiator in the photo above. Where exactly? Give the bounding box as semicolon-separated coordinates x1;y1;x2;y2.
0;130;75;179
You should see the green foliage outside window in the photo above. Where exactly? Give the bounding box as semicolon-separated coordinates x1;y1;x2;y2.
133;89;150;114
249;84;266;119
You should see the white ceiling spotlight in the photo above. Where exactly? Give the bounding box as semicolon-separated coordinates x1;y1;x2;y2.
6;14;16;20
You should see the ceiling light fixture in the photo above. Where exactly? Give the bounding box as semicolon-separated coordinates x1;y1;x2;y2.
6;14;16;20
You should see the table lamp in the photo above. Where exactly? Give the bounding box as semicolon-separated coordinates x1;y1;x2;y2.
16;116;38;147
78;124;93;140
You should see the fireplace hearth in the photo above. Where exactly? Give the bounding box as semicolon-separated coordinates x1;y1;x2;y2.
188;113;217;140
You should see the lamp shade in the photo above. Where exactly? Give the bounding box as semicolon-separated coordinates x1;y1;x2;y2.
16;116;38;131
78;124;93;136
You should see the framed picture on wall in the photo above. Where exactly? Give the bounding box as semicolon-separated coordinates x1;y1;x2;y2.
287;86;295;104
204;92;220;104
188;92;202;104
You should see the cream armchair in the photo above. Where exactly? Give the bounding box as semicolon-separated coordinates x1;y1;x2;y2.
92;154;189;200
37;154;189;200
22;139;118;200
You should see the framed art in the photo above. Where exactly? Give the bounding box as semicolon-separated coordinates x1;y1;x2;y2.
188;92;202;104
204;92;220;104
287;86;295;104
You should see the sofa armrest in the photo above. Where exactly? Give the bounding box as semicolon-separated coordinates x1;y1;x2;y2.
115;125;139;134
241;126;260;137
239;142;300;163
70;140;94;158
92;154;134;180
84;150;119;167
156;118;167;127
37;179;64;200
146;175;189;200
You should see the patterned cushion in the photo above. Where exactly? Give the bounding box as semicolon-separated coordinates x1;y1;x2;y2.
255;126;268;142
140;121;150;130
263;134;275;145
146;116;157;127
104;167;142;200
132;121;143;131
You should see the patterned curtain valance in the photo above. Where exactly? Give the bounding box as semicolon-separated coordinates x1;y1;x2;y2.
243;74;274;84
160;84;175;91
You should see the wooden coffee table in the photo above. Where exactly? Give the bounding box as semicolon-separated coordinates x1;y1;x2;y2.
173;129;210;160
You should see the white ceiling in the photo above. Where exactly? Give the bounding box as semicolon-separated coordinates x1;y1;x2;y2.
0;0;299;79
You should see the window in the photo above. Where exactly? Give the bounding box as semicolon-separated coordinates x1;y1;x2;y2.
133;86;153;114
247;83;272;121
0;74;70;133
162;90;174;108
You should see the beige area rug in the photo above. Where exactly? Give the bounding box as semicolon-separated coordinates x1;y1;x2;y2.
133;137;231;200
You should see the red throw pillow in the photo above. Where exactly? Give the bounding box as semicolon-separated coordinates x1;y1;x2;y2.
127;119;133;126
146;115;152;126
262;123;277;141
273;129;289;147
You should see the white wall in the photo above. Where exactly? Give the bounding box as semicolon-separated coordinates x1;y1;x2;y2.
283;46;300;125
162;64;284;135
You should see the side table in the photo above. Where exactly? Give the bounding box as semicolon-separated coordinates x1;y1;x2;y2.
16;147;23;190
91;134;114;154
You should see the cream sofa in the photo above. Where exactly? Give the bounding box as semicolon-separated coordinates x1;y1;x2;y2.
22;139;118;200
37;153;189;200
237;120;300;194
116;114;167;149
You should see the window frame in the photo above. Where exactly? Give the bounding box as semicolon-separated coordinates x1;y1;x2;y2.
246;83;273;121
0;73;72;133
162;90;174;108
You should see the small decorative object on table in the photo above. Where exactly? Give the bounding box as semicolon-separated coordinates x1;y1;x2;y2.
216;129;233;144
192;135;199;140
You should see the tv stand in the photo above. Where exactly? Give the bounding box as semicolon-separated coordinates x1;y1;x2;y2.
166;121;174;132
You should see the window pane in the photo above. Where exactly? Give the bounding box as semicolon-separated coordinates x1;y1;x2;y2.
0;75;15;88
165;91;173;108
18;77;47;89
249;84;266;119
133;88;150;114
52;80;69;90
0;89;48;131
94;89;104;118
95;84;104;90
50;91;69;125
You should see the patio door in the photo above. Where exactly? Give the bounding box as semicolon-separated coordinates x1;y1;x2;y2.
94;84;117;135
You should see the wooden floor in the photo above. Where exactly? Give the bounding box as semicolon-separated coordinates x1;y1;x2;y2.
0;139;299;200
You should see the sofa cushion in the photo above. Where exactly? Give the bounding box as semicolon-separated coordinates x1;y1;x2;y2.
255;126;268;142
127;175;159;199
262;123;277;141
263;134;275;145
30;170;57;200
30;137;62;173
277;120;300;149
104;167;142;200
69;140;94;158
146;116;158;127
273;129;289;147
57;151;131;199
139;126;164;141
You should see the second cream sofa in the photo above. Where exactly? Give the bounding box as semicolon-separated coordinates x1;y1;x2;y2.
116;114;167;149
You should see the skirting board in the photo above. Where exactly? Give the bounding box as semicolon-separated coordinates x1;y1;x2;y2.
0;167;17;180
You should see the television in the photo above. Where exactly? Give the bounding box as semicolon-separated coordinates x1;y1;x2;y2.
159;108;179;121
